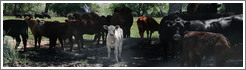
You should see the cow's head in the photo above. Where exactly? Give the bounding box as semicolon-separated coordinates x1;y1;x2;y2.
24;16;32;20
103;25;120;36
168;17;185;41
37;20;45;26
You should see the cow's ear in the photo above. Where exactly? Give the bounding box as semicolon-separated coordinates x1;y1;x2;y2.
103;25;108;30
115;25;120;29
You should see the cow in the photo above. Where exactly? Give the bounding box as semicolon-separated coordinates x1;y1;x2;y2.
39;20;72;50
111;5;133;38
67;13;76;21
180;31;236;67
66;12;104;51
3;19;28;51
173;14;243;47
42;13;51;19
35;13;44;19
14;13;22;18
93;16;108;44
25;17;72;50
159;12;242;58
23;13;33;18
25;17;45;49
137;16;159;39
103;25;124;63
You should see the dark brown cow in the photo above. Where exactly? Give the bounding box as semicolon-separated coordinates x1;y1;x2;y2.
137;16;159;39
3;19;28;51
66;12;104;51
111;5;133;38
181;31;232;67
25;17;72;50
40;21;72;50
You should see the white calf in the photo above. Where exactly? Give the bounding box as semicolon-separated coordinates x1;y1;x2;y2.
103;25;123;63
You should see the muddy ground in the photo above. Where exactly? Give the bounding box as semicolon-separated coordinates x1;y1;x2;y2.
3;38;243;67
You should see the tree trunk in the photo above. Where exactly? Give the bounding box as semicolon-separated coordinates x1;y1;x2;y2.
168;3;183;15
14;3;17;13
157;4;164;16
18;4;23;13
44;3;51;13
224;3;242;14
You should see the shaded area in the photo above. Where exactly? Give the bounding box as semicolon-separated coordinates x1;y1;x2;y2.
3;37;243;67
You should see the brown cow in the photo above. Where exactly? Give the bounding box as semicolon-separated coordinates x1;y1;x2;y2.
137;16;159;39
111;5;133;38
25;17;72;50
25;17;44;49
180;31;242;67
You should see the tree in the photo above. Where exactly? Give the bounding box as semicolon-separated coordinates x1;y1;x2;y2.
44;3;51;13
49;3;99;16
109;3;158;17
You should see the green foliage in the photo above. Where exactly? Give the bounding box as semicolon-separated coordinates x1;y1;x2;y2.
49;3;100;16
3;39;36;67
218;4;226;14
108;3;169;17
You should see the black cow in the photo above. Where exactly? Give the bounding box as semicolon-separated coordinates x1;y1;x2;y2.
35;13;44;19
3;20;28;51
14;13;22;18
23;13;33;18
159;14;243;58
42;13;51;19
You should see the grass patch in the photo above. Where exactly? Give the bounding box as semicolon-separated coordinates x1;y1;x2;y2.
3;39;36;67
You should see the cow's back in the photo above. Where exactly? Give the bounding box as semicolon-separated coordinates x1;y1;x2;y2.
3;20;28;36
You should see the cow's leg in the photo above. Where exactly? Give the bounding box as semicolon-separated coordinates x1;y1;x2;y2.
15;36;21;49
103;32;107;45
150;31;154;39
187;51;194;67
119;42;123;62
69;36;73;52
102;32;105;45
147;30;150;39
114;46;119;63
34;36;38;49
107;46;111;59
38;36;42;49
53;38;58;50
77;35;83;51
96;33;101;46
93;34;98;41
58;38;64;50
21;34;28;51
139;29;144;38
180;54;186;67
49;38;56;50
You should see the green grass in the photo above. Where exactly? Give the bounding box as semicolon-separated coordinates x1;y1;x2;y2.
3;16;162;40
